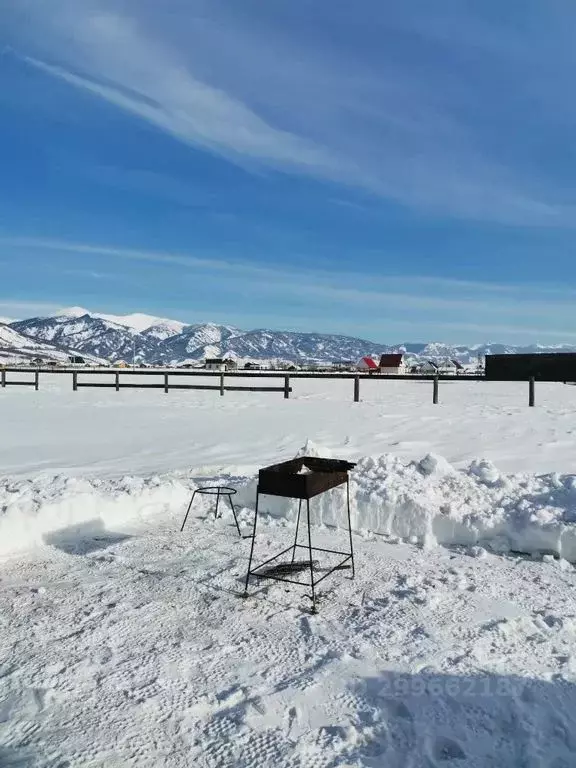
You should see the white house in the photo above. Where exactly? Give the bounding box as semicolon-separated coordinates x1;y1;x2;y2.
204;358;226;372
378;353;405;375
439;359;458;374
420;360;440;374
204;358;237;371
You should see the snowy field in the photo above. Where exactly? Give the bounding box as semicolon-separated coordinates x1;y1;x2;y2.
1;374;575;477
3;376;576;766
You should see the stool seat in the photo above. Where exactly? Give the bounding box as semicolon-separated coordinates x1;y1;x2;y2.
180;485;241;536
192;486;237;497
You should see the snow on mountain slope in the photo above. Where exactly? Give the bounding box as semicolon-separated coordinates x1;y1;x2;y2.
56;306;186;334
10;313;157;364
55;306;92;319
0;324;101;365
0;317;15;325
158;322;242;362
97;312;183;333
141;318;188;341
9;307;576;365
217;328;382;363
0;324;53;351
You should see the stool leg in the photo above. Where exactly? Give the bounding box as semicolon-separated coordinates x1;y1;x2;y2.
215;489;221;519
228;495;242;537
346;478;355;579
180;490;198;532
306;498;317;613
243;490;260;596
291;499;302;563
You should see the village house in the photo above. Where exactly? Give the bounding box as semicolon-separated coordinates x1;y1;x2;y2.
204;358;237;371
451;359;465;374
378;353;405;375
357;356;379;373
420;360;440;374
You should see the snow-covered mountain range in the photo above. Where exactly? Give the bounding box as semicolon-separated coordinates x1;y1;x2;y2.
0;321;104;366
3;306;576;366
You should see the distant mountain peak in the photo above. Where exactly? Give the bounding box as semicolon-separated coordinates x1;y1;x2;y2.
55;306;91;319
97;312;181;333
54;306;186;334
8;307;576;367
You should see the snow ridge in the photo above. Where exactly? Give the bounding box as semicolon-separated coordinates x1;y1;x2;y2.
8;307;576;365
3;450;576;561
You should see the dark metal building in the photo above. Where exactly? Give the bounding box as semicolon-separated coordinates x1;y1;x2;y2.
485;353;576;381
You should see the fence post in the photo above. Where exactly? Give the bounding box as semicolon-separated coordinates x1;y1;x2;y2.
35;371;39;391
433;376;439;404
73;371;77;392
284;375;290;399
220;372;225;396
1;369;5;388
164;372;169;394
115;371;120;392
529;376;535;407
354;375;360;402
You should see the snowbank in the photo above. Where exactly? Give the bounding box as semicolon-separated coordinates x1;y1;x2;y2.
237;445;576;562
3;444;576;560
353;453;576;559
0;474;193;556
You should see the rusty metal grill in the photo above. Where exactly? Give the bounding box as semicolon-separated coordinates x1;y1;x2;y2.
242;457;356;613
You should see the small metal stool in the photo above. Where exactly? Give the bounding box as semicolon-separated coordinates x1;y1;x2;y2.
180;486;241;537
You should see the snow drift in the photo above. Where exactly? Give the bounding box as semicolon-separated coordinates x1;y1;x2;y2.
3;447;576;560
236;449;576;561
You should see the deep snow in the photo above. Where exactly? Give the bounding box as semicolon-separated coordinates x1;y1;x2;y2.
2;510;576;767
3;377;576;766
1;375;576;477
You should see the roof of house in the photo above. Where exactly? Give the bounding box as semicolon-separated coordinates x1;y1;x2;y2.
360;356;379;369
451;359;464;369
427;360;440;370
205;358;225;364
379;353;404;367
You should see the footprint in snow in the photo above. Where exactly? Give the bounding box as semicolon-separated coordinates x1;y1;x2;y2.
432;736;467;761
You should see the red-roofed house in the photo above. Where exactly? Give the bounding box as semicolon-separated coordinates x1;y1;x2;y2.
357;356;379;373
378;353;405;375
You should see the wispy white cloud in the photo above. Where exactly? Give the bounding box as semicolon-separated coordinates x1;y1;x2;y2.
5;235;576;342
7;0;576;225
0;300;63;318
24;55;342;177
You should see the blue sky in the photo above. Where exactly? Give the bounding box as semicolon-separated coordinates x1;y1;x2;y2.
2;1;576;343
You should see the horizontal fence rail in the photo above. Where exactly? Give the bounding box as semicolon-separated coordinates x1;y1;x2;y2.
71;370;292;398
1;366;484;381
1;369;39;389
0;367;547;405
